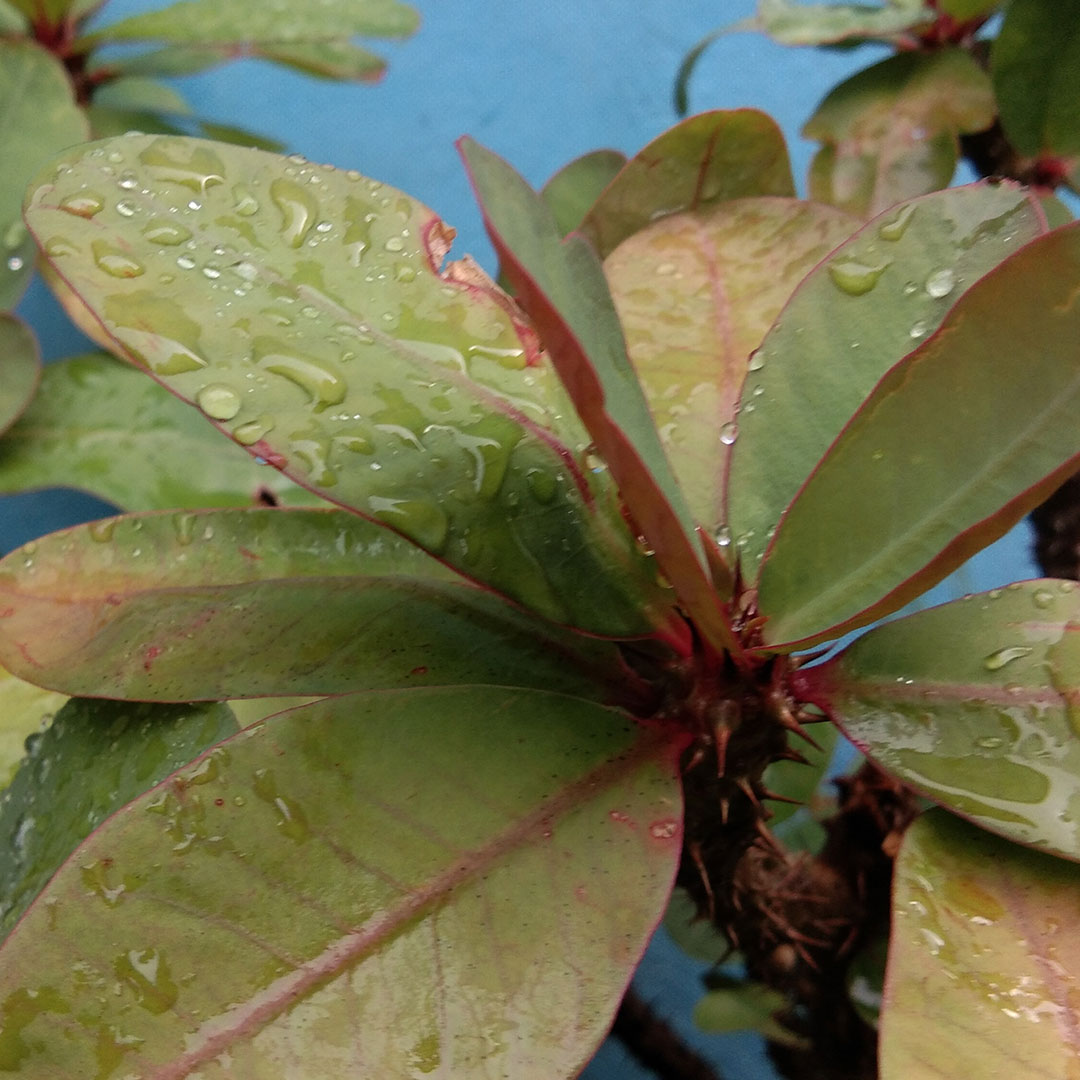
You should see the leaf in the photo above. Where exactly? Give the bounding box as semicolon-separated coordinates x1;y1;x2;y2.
760;719;838;829
936;0;1000;16
26;135;673;638
0;688;683;1076
84;0;419;46
0;41;88;310
91;75;193;116
195;120;284;153
756;223;1080;649
96;44;232;78
756;0;934;45
256;40;386;82
796;581;1080;858
0;352;321;509
694;976;803;1046
542;149;627;238
4;0;78;22
0;663;65;791
803;49;995;218
605;196;857;535
0;316;39;440
725;183;1044;580
883;810;1080;1079
0;2;27;32
0;507;637;703
460;136;739;658
86;105;188;141
992;0;1080;160
581;110;795;259
0;697;238;943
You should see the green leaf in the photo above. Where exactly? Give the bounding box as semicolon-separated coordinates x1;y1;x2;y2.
542;149;627;238
726;183;1045;583
581;110;795;259
0;507;635;703
0;663;65;792
936;0;1000;17
195;120;284;153
26;135;672;638
605;196;857;536
256;40;386;82
992;0;1080;159
460;136;737;658
0;697;238;942
0;2;27;33
5;0;79;22
0;316;39;439
91;75;192;116
0;687;682;1076
884;810;1080;1079
0;42;88;310
0;352;321;509
804;49;995;218
760;719;838;828
694;976;803;1046
757;0;934;45
96;44;232;78
85;0;419;46
756;223;1080;649
796;581;1080;858
86;105;188;141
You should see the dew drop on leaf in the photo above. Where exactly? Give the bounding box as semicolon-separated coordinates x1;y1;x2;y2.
719;422;738;446
827;256;890;296
878;203;916;242
91;241;144;279
1033;588;1056;610
59;192;105;218
924;268;956;299
983;646;1033;672
196;384;242;421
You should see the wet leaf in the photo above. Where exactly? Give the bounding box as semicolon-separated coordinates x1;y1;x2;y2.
796;581;1080;858
0;698;238;943
804;49;995;218
605;197;856;535
756;0;933;45
0;507;634;703
0;688;683;1077
460;136;737;657
726;183;1044;580
26;134;672;637
0;316;39;440
581;110;795;259
884;810;1080;1079
992;0;1080;159
0;352;320;509
0;41;87;310
0;663;65;791
542;149;627;238
86;105;187;141
757;223;1080;649
256;40;386;81
83;0;419;47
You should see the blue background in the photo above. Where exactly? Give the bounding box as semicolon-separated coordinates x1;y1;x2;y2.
9;3;1039;1077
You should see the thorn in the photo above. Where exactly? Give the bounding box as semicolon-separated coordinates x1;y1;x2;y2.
760;788;803;806
736;777;761;809
753;818;786;856
714;725;731;777
775;747;811;766
793;942;820;971
719;796;730;826
683;745;706;774
777;704;823;750
689;842;715;923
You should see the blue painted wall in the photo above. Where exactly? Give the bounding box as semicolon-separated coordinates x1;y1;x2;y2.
8;2;1040;1077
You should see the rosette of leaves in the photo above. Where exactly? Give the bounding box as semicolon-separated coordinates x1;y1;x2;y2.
0;0;417;489
0;110;1077;1076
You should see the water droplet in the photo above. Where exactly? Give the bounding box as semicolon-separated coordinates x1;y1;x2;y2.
139;138;225;194
88;519;116;543
719;421;738;446
649;819;678;840
232;184;259;216
92;241;144;279
116;171;138;190
384;236;405;253
176;254;196;270
1033;588;1056;610
114;948;178;1014
715;525;732;547
909;320;929;340
255;340;346;408
140;220;190;246
116;199;139;219
201;265;221;280
902;281;919;296
976;735;1005;750
172;513;196;545
59;191;105;218
43;236;77;258
984;646;1033;672
925;267;956;299
526;468;557;504
196;384;241;420
6;256;22;272
878;203;916;242
369;496;450;553
270;177;318;248
252;768;310;843
827;256;890;296
747;350;765;372
655;261;677;276
233;416;275;445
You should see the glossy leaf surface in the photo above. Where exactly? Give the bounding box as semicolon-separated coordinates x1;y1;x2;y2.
756;0;933;45
992;0;1080;159
461;136;735;657
26;134;671;637
0;41;87;310
0;663;64;791
804;49;995;218
85;0;418;45
605;196;856;534
542;149;626;238
726;183;1044;578
0;353;320;509
0;698;237;942
883;810;1080;1079
0;688;683;1077
581;110;795;259
0;507;633;703
0;317;39;440
797;582;1080;858
758;223;1080;648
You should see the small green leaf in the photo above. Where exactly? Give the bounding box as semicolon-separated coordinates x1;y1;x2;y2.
0;41;88;310
0;2;27;32
993;0;1080;159
86;105;188;141
605;197;857;535
757;0;934;45
27;135;671;637
0;352;319;509
0;663;65;792
757;224;1080;649
936;0;1000;16
84;0;419;46
195;120;283;152
96;44;231;78
0;688;683;1076
257;40;386;81
0;316;39;439
92;75;192;116
581;110;795;258
694;977;803;1046
5;0;79;22
760;720;838;829
542;149;626;238
0;508;634;703
726;183;1044;580
797;581;1080;858
0;697;238;941
884;810;1080;1079
804;49;995;218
